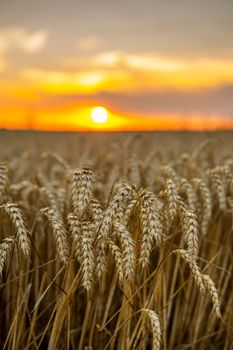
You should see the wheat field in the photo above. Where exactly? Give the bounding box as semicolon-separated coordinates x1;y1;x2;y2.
0;130;232;349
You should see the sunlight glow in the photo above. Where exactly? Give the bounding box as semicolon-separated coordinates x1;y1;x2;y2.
91;107;108;124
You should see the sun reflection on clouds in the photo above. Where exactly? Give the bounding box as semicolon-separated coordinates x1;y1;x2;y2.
19;53;233;94
76;72;105;87
93;51;183;72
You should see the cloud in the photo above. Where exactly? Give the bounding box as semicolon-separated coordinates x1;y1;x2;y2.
64;51;233;77
0;27;48;54
93;51;183;72
19;52;233;93
92;51;233;77
19;67;131;93
20;68;107;90
76;35;101;51
0;27;47;73
18;30;47;53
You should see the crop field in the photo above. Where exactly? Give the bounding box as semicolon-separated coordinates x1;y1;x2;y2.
0;130;233;349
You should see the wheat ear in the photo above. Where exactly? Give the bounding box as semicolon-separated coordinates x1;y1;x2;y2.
182;209;199;263
193;178;212;235
174;249;205;295
202;274;221;318
139;188;163;268
0;237;14;277
2;203;30;259
107;239;124;284
72;168;94;217
101;183;132;237
113;222;135;279
142;309;161;350
166;179;179;223
79;220;95;291
209;170;226;212
180;178;197;212
67;213;82;262
0;163;8;203
41;207;69;264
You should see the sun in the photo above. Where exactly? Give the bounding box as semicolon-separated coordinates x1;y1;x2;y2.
91;106;108;124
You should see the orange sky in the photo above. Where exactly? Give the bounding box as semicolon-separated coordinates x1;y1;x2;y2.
1;104;233;131
0;0;233;131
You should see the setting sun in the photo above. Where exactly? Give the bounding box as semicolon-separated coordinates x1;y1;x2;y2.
91;106;108;124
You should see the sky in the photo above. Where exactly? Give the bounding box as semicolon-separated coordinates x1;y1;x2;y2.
0;0;233;131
